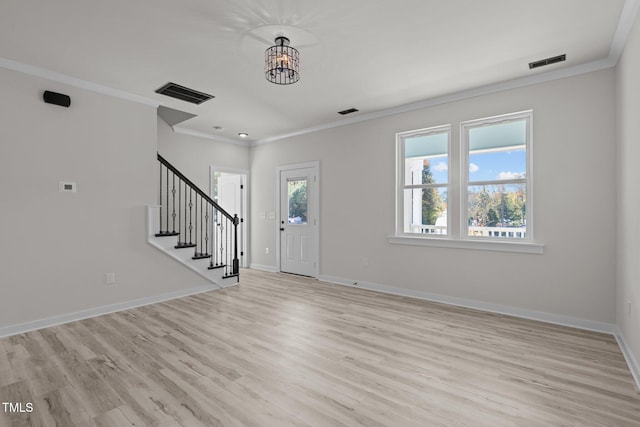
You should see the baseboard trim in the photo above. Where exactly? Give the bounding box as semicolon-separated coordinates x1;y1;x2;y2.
614;327;640;391
0;284;221;339
320;273;640;390
250;263;278;273
317;274;615;334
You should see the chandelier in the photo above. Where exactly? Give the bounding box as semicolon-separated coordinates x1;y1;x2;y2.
265;36;300;85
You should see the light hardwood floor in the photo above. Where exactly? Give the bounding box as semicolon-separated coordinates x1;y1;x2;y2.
1;269;639;426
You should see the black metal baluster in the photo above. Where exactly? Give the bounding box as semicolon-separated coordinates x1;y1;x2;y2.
209;205;216;267
159;163;163;233
184;181;188;244
189;188;193;244
217;213;220;266
215;214;220;266
205;204;209;257
233;214;239;275
166;166;169;232
220;220;224;268
225;217;229;275
178;178;181;244
222;218;226;273
171;172;176;233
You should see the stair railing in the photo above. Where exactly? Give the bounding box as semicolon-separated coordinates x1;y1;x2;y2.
156;153;239;279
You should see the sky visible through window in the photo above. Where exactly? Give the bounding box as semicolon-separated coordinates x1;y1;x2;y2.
429;149;525;183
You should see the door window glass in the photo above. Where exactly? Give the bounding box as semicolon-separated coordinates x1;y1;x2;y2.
288;178;308;224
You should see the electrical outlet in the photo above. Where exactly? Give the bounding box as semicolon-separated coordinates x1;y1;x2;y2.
265;247;269;254
104;273;116;285
628;299;632;318
363;256;369;267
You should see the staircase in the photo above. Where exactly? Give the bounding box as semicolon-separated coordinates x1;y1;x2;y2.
147;154;239;288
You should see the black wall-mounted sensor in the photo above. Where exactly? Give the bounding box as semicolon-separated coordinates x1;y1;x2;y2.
43;91;71;108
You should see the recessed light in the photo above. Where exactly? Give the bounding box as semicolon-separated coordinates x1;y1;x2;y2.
238;132;249;138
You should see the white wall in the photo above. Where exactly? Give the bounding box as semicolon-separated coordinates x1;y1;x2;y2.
251;69;617;324
0;68;211;329
616;11;640;373
157;119;250;194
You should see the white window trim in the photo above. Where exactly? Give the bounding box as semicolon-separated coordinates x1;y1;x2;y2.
388;235;544;254
395;124;451;238
460;110;534;242
390;110;544;254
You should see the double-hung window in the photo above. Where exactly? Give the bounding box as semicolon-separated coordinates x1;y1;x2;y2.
462;111;532;240
397;125;450;236
394;110;539;252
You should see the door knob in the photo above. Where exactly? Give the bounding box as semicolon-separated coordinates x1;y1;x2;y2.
280;227;285;231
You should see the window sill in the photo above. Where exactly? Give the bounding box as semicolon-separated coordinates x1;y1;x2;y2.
387;235;544;254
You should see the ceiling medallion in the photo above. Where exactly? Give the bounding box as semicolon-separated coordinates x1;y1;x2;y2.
265;36;300;85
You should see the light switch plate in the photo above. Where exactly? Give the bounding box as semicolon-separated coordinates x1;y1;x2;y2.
59;181;77;193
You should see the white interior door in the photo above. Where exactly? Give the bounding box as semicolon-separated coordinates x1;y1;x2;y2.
218;174;241;216
217;174;246;267
279;166;318;277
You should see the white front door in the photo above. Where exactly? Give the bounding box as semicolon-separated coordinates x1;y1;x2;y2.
279;165;318;277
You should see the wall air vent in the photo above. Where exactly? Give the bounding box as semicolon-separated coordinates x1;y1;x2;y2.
338;108;359;115
529;54;566;70
155;82;214;105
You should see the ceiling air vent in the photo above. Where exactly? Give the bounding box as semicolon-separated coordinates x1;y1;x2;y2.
529;54;566;70
338;108;359;115
155;82;214;105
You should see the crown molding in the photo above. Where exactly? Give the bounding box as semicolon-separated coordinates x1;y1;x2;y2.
172;126;252;147
0;57;159;107
609;0;640;63
254;57;616;146
2;0;639;147
253;0;640;146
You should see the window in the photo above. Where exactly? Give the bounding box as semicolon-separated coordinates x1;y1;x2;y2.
287;178;308;224
462;111;531;240
397;125;450;236
394;111;540;253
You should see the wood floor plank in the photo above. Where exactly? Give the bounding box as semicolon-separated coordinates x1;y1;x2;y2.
1;269;639;426
35;386;89;427
0;382;42;427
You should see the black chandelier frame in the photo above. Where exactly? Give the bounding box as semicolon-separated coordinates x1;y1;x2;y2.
265;36;300;85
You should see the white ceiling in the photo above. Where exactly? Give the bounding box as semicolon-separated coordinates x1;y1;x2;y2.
0;0;635;145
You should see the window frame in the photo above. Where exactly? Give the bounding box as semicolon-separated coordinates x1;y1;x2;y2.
396;124;452;238
391;110;543;254
460;110;533;242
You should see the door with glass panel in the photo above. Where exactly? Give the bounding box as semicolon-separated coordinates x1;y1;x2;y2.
279;166;317;276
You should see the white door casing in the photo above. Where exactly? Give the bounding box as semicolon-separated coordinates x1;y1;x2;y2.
278;163;319;277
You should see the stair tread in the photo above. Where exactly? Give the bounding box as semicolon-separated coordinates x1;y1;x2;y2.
175;243;197;249
155;231;180;237
192;253;212;260
207;264;226;270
